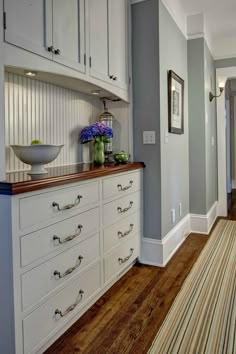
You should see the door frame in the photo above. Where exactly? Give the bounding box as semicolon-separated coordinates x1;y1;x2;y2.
216;66;236;216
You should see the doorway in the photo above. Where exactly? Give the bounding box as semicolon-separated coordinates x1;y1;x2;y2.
216;67;236;217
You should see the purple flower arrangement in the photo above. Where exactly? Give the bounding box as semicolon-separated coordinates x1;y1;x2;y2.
80;122;113;144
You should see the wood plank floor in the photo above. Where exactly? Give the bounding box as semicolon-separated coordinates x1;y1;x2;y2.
45;233;209;354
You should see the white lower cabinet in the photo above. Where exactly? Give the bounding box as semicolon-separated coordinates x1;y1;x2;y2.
23;263;101;354
104;234;140;283
0;169;142;353
21;233;100;312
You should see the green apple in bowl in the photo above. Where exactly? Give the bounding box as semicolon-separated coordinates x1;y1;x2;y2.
31;139;43;145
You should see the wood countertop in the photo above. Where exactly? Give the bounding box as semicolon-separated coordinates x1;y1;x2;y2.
0;162;145;195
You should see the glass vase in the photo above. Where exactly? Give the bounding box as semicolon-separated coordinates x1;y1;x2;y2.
94;140;105;165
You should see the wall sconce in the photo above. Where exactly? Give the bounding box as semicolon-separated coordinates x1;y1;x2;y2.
209;83;224;102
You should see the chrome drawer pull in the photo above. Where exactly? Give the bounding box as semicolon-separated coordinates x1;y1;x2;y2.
55;289;84;318
118;224;134;238
52;195;83;211
53;224;83;244
54;255;84;279
118;248;134;265
117;201;133;214
117;181;133;191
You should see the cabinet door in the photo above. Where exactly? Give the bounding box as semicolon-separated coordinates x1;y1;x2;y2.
108;0;128;90
88;0;109;83
4;0;52;59
52;0;85;73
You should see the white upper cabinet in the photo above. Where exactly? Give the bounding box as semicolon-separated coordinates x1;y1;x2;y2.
3;0;129;96
52;0;85;73
108;0;128;90
88;0;128;90
88;0;109;83
4;0;52;59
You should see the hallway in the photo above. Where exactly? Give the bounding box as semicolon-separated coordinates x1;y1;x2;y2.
227;190;236;220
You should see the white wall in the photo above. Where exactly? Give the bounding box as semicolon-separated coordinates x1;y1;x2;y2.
5;73;130;173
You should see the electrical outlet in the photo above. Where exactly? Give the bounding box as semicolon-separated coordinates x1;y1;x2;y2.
171;209;175;224
143;131;156;144
212;136;215;147
164;130;169;144
179;203;182;217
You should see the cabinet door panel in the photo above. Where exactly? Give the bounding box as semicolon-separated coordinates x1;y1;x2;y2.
52;0;85;73
108;0;128;90
4;0;52;59
89;0;109;83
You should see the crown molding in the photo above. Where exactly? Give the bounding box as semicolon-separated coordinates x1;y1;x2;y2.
161;0;187;39
214;53;236;60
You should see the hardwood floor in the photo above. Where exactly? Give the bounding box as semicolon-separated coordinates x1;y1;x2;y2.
45;234;208;354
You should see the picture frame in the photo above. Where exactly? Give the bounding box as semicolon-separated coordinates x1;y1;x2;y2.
168;70;184;134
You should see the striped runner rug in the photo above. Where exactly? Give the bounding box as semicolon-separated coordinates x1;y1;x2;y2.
148;219;236;354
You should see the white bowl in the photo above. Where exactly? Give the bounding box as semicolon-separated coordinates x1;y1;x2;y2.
10;144;64;175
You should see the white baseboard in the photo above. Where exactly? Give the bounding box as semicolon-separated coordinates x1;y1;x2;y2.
141;214;190;267
231;180;236;189
189;202;218;234
140;202;218;268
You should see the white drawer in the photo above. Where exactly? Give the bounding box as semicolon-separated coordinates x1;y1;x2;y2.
103;171;141;200
23;262;101;354
21;233;100;312
103;211;141;253
103;191;141;227
20;207;99;267
19;181;99;230
104;235;140;283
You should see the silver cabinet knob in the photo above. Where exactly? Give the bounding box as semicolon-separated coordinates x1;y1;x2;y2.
54;48;61;55
48;45;54;52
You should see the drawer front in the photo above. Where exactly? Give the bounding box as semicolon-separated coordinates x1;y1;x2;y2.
21;207;99;267
19;181;99;230
103;211;141;253
104;235;140;283
103;191;141;227
22;233;100;312
103;171;141;200
23;263;101;354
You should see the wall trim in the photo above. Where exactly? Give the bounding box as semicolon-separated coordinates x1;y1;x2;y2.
141;202;218;268
187;33;204;40
214;53;236;61
161;0;187;39
232;180;236;189
190;202;218;235
141;214;190;267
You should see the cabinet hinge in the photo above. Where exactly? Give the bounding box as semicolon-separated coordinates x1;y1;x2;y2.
84;53;86;66
129;76;131;85
89;56;92;68
3;12;6;30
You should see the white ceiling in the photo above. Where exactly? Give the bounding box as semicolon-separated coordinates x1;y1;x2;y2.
180;0;236;39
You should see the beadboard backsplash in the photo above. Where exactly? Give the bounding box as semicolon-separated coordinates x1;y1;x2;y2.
5;73;102;172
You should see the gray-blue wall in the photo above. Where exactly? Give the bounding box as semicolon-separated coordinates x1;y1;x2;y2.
205;41;218;211
215;58;236;68
132;0;189;239
188;38;206;214
159;1;189;236
132;0;161;239
188;38;218;215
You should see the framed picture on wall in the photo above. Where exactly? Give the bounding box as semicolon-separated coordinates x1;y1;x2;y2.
168;70;184;134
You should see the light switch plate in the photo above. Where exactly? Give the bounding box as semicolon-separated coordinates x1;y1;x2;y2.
143;131;156;144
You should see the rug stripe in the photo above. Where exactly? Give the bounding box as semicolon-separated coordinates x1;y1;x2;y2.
148;220;236;354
